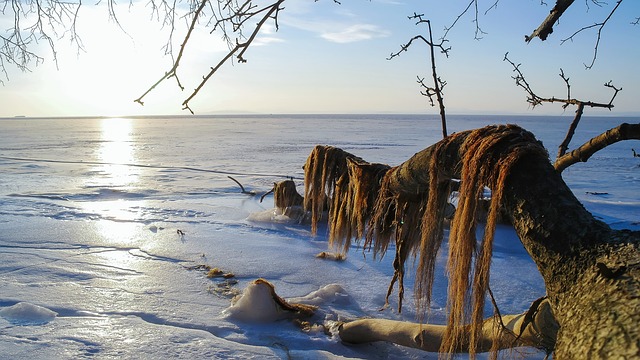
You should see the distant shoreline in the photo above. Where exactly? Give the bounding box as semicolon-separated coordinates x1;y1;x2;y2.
2;113;639;121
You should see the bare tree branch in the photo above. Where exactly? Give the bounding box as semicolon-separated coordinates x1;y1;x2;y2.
560;0;623;69
133;0;286;113
134;0;208;107
0;0;84;81
180;0;284;113
503;52;622;160
525;0;576;42
554;122;640;172
389;13;450;138
442;0;487;41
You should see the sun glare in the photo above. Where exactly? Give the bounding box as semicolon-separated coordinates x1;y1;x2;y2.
82;118;148;238
94;117;138;187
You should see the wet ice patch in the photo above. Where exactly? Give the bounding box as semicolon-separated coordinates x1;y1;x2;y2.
0;302;58;325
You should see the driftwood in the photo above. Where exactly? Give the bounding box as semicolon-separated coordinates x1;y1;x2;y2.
274;124;639;358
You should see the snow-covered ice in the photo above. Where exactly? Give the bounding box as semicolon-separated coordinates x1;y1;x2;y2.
0;114;637;359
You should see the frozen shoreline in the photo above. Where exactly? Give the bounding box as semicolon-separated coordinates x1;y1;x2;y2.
1;115;637;358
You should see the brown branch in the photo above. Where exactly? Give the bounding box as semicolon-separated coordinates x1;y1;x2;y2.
339;298;557;354
554;122;640;172
525;0;576;42
557;102;584;158
181;0;284;113
389;13;449;138
134;0;208;106
504;53;622;159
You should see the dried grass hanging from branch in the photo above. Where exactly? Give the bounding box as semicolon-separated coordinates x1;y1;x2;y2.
364;167;430;312
329;159;390;253
303;145;390;252
414;124;548;358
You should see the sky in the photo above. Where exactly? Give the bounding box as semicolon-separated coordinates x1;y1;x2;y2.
0;0;639;117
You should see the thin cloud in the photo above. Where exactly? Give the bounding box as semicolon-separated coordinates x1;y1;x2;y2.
253;23;285;46
320;24;391;43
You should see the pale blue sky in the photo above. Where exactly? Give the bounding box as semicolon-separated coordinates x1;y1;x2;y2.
1;0;639;117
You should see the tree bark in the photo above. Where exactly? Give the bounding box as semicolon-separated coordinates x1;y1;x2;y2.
525;0;575;42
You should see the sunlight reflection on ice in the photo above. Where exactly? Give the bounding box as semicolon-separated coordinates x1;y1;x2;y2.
93;117;139;187
94;219;140;245
82;118;148;240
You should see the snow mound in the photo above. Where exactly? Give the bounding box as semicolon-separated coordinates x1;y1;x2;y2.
0;302;58;325
224;279;297;322
289;283;351;307
247;206;310;224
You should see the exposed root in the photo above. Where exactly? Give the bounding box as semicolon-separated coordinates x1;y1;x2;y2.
254;278;317;318
228;176;257;195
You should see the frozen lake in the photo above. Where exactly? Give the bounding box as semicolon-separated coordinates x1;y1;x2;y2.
0;114;638;359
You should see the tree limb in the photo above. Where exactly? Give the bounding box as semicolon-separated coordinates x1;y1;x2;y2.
525;0;576;42
181;0;284;113
554;122;640;172
504;53;622;160
134;0;208;106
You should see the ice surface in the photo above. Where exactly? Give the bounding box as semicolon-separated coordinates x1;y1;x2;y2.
0;114;637;359
0;302;58;325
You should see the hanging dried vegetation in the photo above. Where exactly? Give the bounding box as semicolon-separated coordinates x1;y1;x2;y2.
273;179;303;209
282;125;548;356
418;124;548;357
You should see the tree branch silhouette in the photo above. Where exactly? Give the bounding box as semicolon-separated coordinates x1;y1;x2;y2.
503;52;633;171
134;0;208;107
560;0;623;69
525;0;576;42
442;0;487;41
133;0;285;114
389;13;450;138
181;0;284;113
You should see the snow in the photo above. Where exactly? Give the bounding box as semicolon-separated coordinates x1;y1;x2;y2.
0;302;58;325
0;114;638;359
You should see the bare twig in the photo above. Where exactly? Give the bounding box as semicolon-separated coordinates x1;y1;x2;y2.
134;0;208;106
442;0;487;41
560;0;623;69
504;52;621;158
181;0;284;113
0;0;84;80
389;13;449;138
228;175;256;195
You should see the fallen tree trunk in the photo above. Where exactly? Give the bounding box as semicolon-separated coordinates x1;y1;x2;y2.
294;124;639;358
339;297;558;354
